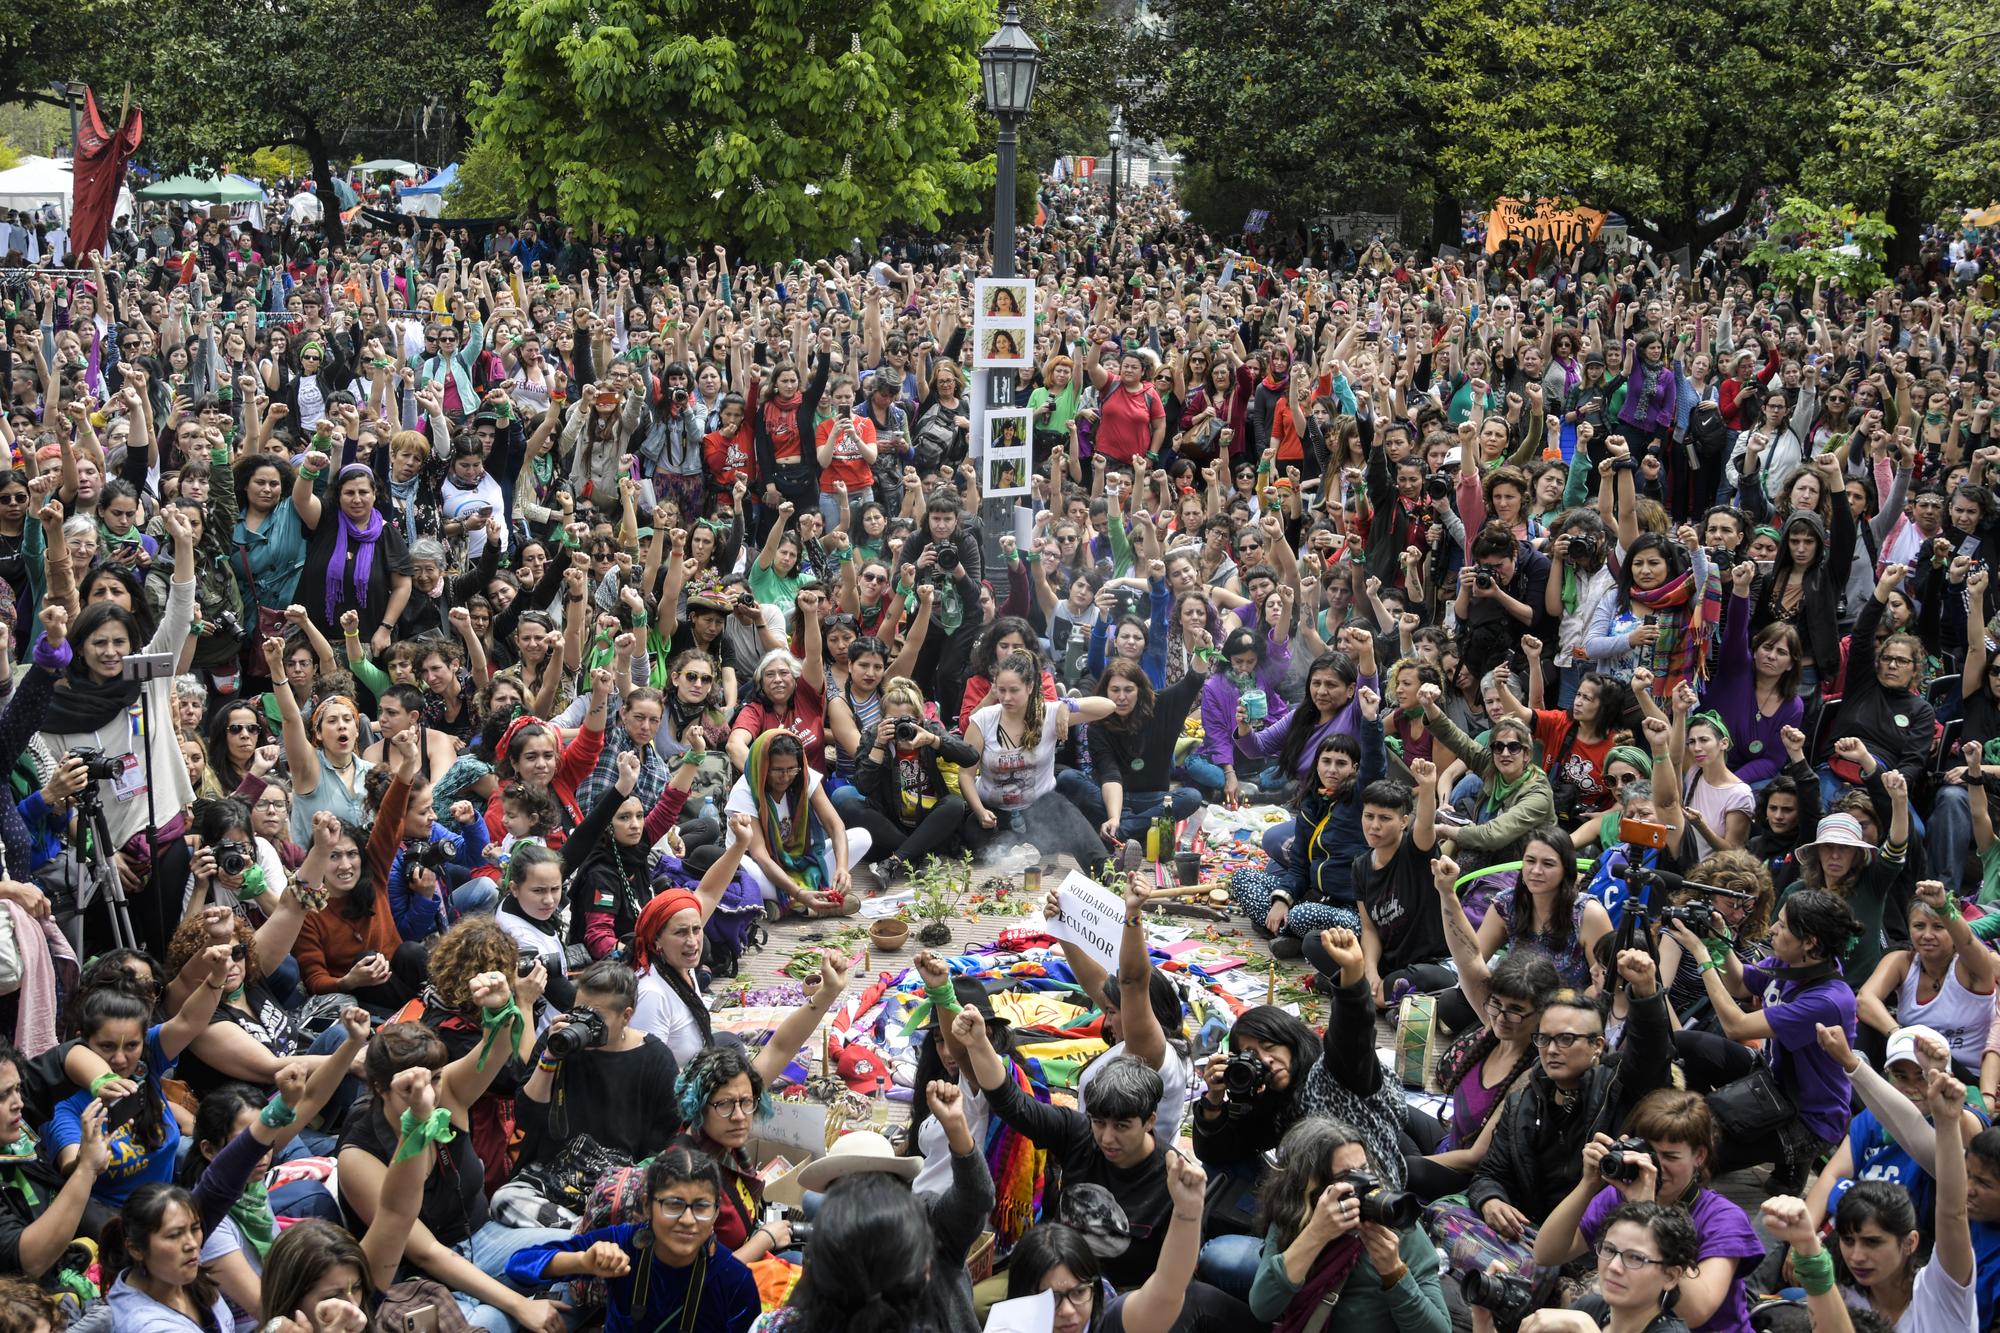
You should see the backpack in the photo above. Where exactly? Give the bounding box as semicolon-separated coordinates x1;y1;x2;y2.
702;870;767;979
913;405;958;474
1685;401;1730;464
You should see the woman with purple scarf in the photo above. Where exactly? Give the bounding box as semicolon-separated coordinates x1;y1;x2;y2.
294;452;412;654
1616;331;1680;457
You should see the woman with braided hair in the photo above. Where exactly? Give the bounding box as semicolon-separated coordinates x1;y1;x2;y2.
505;1145;761;1333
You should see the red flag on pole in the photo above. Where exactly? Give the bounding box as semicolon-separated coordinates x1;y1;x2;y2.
70;86;143;261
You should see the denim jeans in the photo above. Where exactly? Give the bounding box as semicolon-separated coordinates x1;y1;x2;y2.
1196;1233;1264;1303
453;879;500;918
453;1219;574;1332
1115;787;1204;841
1182;755;1283;797
819;485;875;529
1931;783;1973;895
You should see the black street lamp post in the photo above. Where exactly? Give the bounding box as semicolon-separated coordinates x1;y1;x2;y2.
979;2;1042;285
1107;107;1124;233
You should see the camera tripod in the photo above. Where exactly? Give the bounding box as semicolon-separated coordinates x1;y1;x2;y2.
67;786;139;953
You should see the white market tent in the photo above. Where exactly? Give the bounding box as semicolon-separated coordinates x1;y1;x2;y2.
0;156;74;220
398;162;457;218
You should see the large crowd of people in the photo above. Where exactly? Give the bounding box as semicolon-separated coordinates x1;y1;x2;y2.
0;165;1993;1333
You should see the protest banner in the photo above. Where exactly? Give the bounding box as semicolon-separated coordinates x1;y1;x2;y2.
1484;197;1608;254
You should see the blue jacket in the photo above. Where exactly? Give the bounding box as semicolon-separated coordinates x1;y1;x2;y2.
385;816;486;940
1297;716;1387;907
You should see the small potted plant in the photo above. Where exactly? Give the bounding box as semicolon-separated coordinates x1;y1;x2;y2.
907;853;974;948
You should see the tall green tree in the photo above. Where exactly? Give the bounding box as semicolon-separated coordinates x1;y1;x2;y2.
473;0;992;260
90;0;492;245
1425;0;1845;252
1127;0;1442;236
0;0;128;114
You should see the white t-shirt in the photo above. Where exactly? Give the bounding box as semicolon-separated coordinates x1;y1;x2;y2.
1845;1256;1978;1331
725;769;822;828
970;701;1060;810
1683;773;1755;862
911;1075;991;1195
633;967;707;1067
1076;1040;1191;1144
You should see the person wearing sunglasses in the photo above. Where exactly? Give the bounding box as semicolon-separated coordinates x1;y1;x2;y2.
1408;682;1557;871
505;1145;760;1333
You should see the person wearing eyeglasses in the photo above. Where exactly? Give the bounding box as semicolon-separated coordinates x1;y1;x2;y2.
1409;680;1557;872
1451;925;1672;1246
505;1146;760;1333
666;952;852;1266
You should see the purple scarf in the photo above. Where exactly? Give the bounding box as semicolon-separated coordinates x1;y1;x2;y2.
1274;1232;1365;1333
325;500;385;624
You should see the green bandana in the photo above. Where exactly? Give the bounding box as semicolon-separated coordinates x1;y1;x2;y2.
230;1179;279;1261
1605;746;1653;777
393;1106;457;1163
0;1131;41;1208
475;996;525;1071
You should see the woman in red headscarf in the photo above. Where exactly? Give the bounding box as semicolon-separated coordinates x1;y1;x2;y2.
481;668;612;842
626;817;758;1064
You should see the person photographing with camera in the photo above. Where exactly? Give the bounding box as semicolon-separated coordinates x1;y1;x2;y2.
1530;1092;1765;1332
1246;1117;1447;1331
514;960;682;1172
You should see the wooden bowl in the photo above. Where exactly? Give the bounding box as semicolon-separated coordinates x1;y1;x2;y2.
869;918;911;951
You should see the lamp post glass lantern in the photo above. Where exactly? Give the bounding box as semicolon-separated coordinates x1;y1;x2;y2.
979;2;1040;281
1107;107;1124;230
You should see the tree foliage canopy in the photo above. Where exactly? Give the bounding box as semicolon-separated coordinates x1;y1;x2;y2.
474;0;995;260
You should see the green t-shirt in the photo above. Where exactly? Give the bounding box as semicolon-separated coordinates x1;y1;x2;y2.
749;560;804;619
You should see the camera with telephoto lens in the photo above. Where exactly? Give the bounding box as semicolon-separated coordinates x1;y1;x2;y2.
68;747;124;783
213;839;252;877
895;719;921;744
1460;1270;1540;1327
1221;1050;1268;1106
545;1006;609;1059
1599;1134;1658;1184
1330;1169;1421;1228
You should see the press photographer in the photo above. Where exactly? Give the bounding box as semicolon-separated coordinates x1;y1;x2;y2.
1246;1117;1445;1331
512;960;683;1197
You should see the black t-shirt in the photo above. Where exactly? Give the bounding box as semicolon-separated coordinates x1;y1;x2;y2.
339;1096;489;1253
1353;831;1449;975
513;1033;681;1166
301;509;413;641
1964;688;2000;751
175;983;304;1099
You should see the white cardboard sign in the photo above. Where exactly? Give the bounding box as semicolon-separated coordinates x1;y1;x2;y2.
1047;870;1125;975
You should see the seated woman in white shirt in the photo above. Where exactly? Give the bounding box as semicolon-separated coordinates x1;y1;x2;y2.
1834;1069;1977;1331
628;813;759;1065
902;952;1007;1195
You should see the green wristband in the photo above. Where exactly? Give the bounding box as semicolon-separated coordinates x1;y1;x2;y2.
923;976;964;1016
259;1094;297;1129
89;1072;120;1095
1791;1245;1835;1296
474;996;525;1072
392;1106;456;1164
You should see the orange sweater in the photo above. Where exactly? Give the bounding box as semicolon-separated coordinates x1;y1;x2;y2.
294;776;412;993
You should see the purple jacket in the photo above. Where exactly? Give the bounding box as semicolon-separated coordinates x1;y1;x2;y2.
1618;357;1679;435
1241;672;1382;780
1198;664;1293;767
1704;590;1801;786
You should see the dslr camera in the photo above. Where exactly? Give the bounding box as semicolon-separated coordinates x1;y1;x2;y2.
1330;1169;1421;1228
405;838;456;876
545;1006;610;1060
1708;546;1738;573
1564;533;1599;565
1599;1135;1657;1185
1473;565;1497;589
931;541;961;573
213;839;253;877
1653;902;1716;935
68;747;125;783
894;718;921;744
1460;1270;1542;1328
1221;1050;1268;1107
